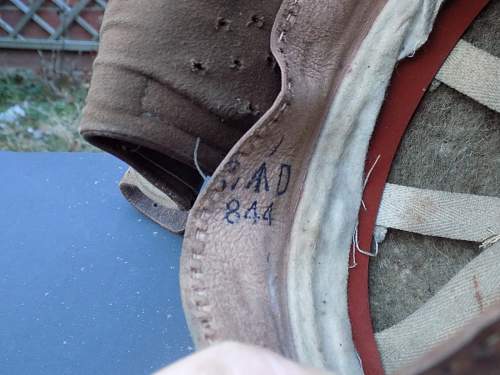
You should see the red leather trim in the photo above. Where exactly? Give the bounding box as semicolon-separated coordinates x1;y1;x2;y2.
347;1;491;374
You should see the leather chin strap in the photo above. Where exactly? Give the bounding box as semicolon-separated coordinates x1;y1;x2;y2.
119;168;188;234
348;0;491;374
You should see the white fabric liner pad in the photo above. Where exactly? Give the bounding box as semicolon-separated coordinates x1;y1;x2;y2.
287;0;446;374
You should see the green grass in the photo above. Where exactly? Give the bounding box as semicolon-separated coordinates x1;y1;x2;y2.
0;70;97;152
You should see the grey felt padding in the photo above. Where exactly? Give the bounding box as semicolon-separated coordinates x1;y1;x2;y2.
462;0;500;58
369;0;500;332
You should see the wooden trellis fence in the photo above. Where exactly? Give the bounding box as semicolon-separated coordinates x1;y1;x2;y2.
0;0;107;52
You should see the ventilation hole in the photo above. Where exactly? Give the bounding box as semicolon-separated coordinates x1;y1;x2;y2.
152;202;158;208
247;14;265;28
190;59;207;73
215;17;231;31
229;58;243;70
235;98;253;115
234;98;261;117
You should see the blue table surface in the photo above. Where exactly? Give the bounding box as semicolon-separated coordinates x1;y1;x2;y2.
0;152;193;375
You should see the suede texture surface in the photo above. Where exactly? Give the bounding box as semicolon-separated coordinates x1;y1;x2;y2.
370;0;500;332
80;0;282;208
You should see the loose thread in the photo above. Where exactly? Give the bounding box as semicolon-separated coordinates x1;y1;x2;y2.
360;154;381;211
350;154;382;268
194;138;211;192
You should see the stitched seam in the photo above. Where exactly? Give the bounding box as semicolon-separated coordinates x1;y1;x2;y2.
139;75;230;157
187;0;300;344
95;59;230;123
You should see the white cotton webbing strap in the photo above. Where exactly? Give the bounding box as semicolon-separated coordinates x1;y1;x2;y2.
436;39;500;113
375;241;500;374
376;183;500;244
